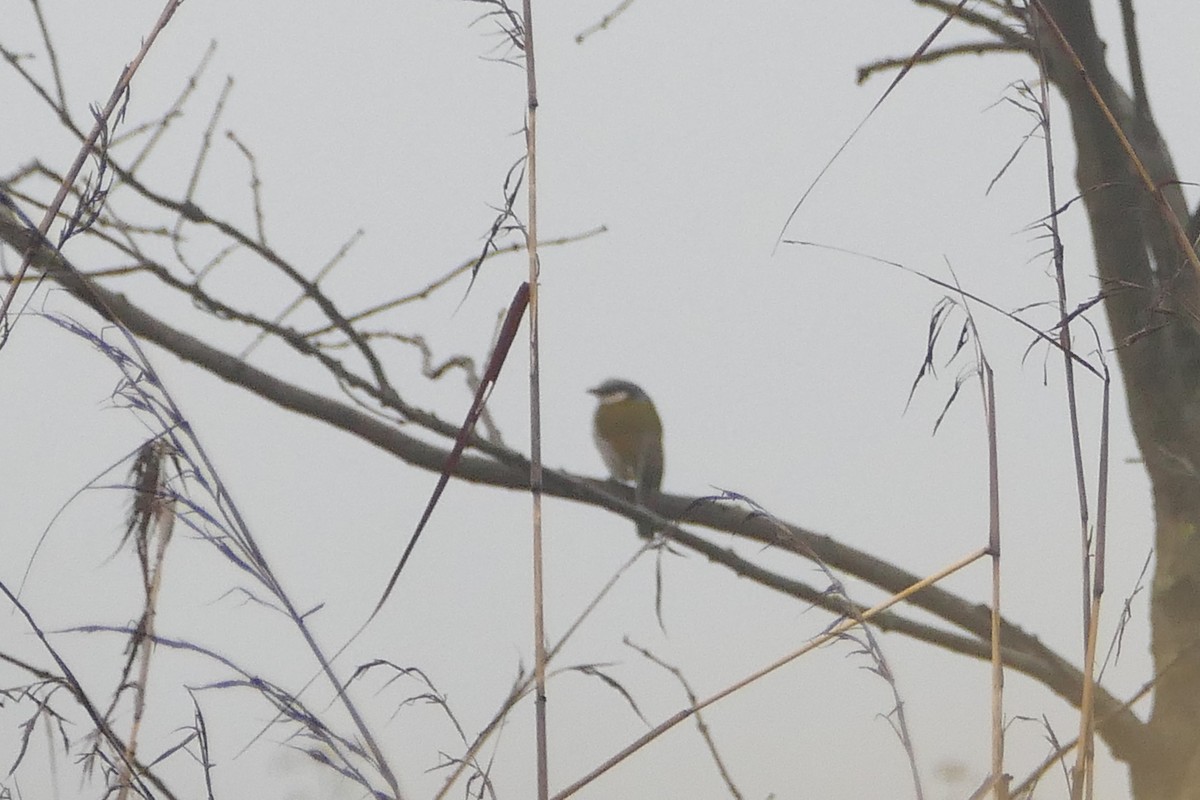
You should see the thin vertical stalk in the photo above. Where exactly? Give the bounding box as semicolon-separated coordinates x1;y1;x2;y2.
117;442;176;800
1030;7;1105;797
1070;378;1109;800
983;363;1006;800
1028;2;1093;636
1070;604;1101;800
520;1;548;798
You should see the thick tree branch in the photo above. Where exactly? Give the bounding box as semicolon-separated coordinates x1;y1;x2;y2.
0;210;1146;762
1027;1;1200;796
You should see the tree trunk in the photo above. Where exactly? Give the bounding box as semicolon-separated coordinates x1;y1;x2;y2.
1036;2;1200;797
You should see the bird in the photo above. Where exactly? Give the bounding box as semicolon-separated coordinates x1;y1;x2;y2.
588;379;664;538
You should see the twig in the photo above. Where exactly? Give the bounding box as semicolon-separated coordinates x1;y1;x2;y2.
433;540;658;800
625;639;745;799
552;549;988;799
0;0;185;333
575;0;637;43
302;225;605;337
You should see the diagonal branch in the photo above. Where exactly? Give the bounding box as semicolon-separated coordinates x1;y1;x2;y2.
0;209;1146;763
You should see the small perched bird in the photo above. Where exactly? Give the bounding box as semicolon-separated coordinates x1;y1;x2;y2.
588;379;664;538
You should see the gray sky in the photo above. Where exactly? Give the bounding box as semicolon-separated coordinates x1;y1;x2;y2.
4;1;1198;798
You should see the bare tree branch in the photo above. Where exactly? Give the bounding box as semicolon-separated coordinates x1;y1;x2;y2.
0;209;1146;764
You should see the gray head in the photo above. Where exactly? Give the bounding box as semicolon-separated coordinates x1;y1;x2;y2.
587;379;649;404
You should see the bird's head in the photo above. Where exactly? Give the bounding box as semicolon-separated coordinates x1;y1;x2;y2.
587;379;649;406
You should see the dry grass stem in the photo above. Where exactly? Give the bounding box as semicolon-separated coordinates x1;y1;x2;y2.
625;638;745;799
0;0;184;328
552;548;988;799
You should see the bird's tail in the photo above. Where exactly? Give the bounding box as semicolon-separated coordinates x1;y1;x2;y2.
634;480;655;539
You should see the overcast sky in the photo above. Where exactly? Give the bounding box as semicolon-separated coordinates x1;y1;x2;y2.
4;2;1199;798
